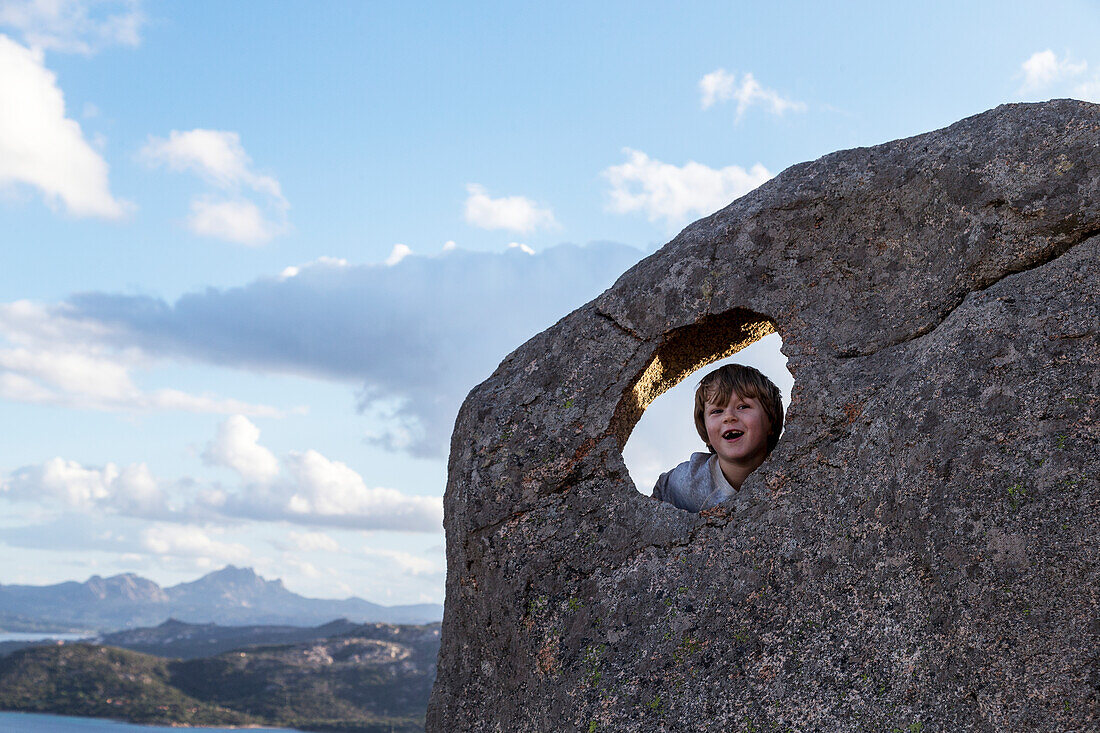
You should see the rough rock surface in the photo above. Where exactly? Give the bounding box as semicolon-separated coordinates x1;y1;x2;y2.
427;101;1100;732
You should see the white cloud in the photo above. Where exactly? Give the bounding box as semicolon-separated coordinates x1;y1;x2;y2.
1074;78;1100;103
699;68;735;110
279;256;348;280
1019;50;1087;92
463;183;557;233
0;0;144;55
385;243;412;266
362;546;440;576
2;457;167;516
280;449;443;531
603;148;771;225
0;344;134;400
279;555;323;578
1016;50;1100;103
199;419;443;532
0;34;127;218
203;415;280;484
0;300;284;416
188;198;278;245
287;530;340;553
698;68;806;118
2;442;443;533
442;240;457;251
3;405;441;532
141;128;288;244
507;242;535;255
141;525;250;564
140;129;283;198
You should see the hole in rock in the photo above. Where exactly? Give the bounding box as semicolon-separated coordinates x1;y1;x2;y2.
622;331;793;497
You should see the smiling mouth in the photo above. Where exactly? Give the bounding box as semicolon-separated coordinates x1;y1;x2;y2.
722;430;743;440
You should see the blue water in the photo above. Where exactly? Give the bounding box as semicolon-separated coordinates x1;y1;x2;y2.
0;632;90;642
0;712;305;731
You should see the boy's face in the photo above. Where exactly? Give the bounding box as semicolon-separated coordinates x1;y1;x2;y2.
704;390;771;470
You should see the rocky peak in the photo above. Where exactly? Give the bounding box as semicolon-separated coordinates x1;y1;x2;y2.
84;573;168;603
167;566;288;605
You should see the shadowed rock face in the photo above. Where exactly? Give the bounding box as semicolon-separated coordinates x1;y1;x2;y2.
427;100;1100;732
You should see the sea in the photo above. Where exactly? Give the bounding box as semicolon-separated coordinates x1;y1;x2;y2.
0;632;90;642
0;712;305;731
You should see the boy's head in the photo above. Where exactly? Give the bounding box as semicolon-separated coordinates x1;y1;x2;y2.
693;363;784;455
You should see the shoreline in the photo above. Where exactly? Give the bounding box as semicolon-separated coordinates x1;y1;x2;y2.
0;709;305;731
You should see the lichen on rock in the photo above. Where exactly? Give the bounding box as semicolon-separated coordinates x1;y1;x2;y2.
427;100;1100;732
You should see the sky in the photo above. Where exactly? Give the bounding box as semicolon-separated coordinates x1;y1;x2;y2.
1;0;1097;608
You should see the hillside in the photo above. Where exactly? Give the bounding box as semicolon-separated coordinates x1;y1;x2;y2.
0;565;442;631
0;643;254;727
95;617;364;659
0;622;439;732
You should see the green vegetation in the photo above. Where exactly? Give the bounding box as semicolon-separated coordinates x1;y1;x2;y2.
0;643;254;727
1007;482;1027;510
0;631;435;733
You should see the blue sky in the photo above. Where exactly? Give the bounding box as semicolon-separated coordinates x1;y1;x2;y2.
1;0;1097;608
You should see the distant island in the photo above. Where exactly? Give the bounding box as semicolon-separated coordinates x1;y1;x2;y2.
0;565;443;633
0;618;439;733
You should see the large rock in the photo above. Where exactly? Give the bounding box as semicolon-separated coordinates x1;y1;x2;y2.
427;101;1100;731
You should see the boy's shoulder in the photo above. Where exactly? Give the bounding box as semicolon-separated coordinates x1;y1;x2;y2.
667;452;713;477
653;452;717;510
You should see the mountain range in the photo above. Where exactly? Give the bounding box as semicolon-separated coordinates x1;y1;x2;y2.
0;566;443;632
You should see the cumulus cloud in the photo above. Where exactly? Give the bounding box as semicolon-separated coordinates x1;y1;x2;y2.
362;546;440;576
0;0;144;54
4;440;443;533
0;34;128;218
201;417;443;532
385;243;412;266
698;68;806;118
203;415;280;484
279;256;347;280
47;241;645;457
1019;50;1087;91
271;449;442;531
463;183;557;233
2;457;168;517
1017;50;1098;102
203;416;440;533
141;525;250;564
140;129;283;197
603;148;771;226
286;530;340;553
0;300;284;416
187;198;278;245
140;128;288;244
1074;78;1100;103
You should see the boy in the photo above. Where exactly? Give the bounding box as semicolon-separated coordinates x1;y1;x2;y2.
652;363;784;513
